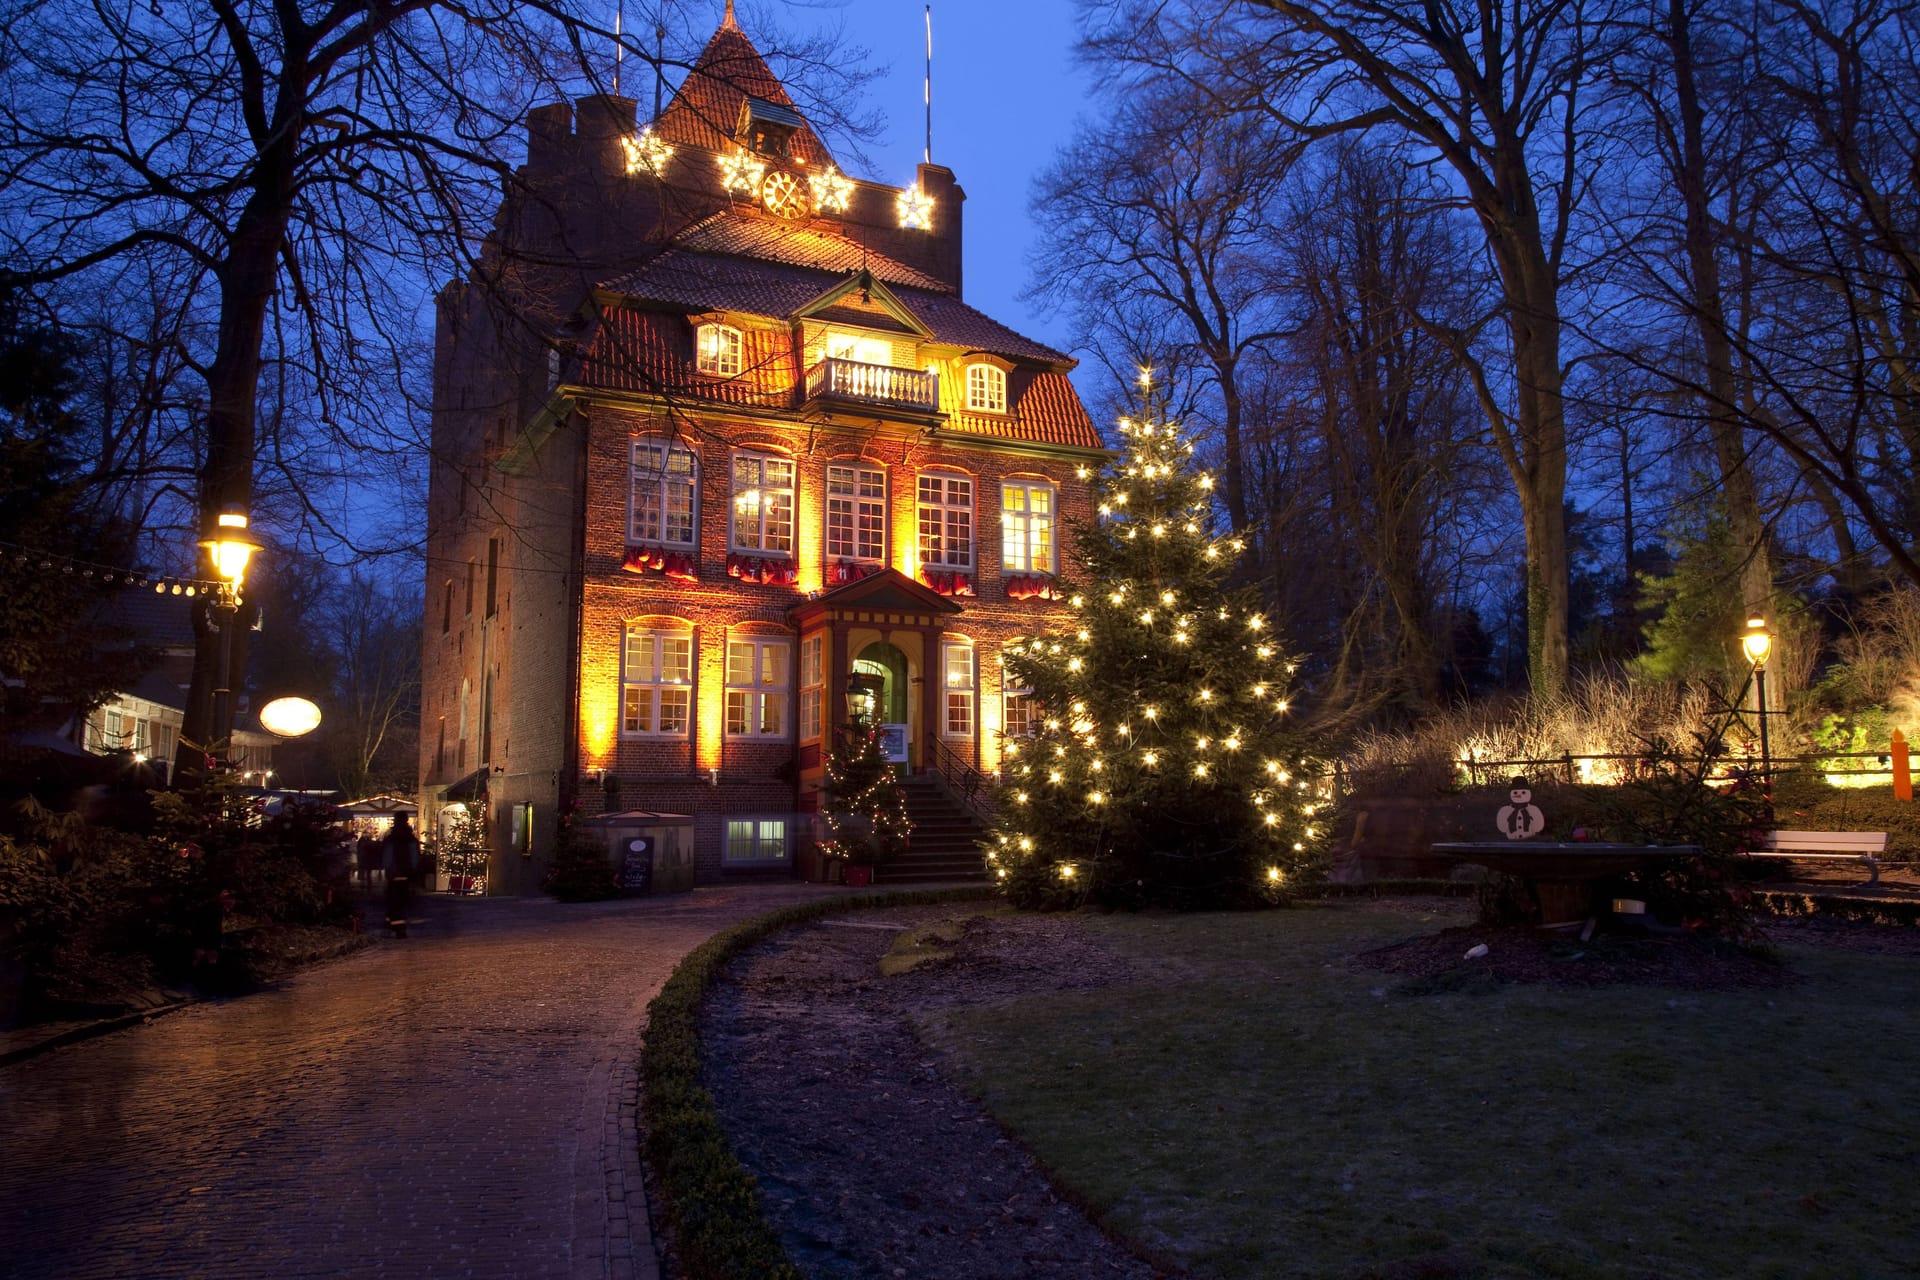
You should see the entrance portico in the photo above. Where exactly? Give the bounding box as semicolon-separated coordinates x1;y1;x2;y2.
786;570;964;803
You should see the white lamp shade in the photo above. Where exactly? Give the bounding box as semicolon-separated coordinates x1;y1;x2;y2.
260;696;323;738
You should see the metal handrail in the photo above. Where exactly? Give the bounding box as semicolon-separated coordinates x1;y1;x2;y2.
922;732;993;821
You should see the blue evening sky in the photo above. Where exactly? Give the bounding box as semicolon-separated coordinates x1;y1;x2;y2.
745;0;1093;367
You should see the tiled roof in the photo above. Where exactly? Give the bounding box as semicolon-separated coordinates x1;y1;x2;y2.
654;22;833;167
609;213;948;292
600;221;1070;365
584;308;797;409
577;309;1101;449
947;371;1100;450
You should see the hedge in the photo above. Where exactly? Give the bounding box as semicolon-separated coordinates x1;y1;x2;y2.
639;886;994;1280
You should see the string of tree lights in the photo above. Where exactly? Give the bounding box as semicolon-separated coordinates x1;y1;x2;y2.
987;372;1328;910
0;539;226;597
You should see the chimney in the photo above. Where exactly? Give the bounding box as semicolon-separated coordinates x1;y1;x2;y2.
526;103;573;173
916;163;964;296
576;94;639;171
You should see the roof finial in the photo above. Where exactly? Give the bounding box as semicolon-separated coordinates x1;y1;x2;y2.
722;0;738;30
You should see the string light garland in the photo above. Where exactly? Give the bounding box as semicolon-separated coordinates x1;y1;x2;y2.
0;539;219;597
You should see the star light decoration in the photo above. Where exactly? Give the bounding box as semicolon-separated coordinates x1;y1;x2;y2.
620;127;674;177
718;147;766;195
896;183;934;230
985;366;1324;907
810;166;855;214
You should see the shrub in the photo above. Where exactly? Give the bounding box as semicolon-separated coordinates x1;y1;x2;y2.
544;805;620;901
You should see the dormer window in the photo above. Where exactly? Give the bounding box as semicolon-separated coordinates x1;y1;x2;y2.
966;363;1007;414
696;324;742;377
738;96;802;157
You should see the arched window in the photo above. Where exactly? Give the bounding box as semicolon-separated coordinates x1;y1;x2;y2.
695;323;743;376
622;621;694;737
916;470;973;571
965;363;1007;413
629;438;698;548
726;631;792;737
1001;479;1056;575
826;462;886;564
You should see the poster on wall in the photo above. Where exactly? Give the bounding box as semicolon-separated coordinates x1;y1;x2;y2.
879;722;909;763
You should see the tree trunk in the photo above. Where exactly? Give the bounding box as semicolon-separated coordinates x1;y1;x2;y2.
1666;0;1772;620
172;130;303;782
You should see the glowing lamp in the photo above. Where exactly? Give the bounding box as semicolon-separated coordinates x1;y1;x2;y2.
200;508;260;588
260;696;322;738
1741;616;1772;667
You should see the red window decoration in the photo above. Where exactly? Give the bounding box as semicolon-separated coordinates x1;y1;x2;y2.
726;553;800;586
917;568;975;597
1004;574;1062;601
623;545;699;582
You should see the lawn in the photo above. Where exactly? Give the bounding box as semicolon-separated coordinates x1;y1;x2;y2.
915;903;1920;1279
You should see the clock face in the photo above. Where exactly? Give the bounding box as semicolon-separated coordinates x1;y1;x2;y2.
761;170;809;220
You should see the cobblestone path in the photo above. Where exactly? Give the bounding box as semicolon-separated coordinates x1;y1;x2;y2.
0;885;840;1280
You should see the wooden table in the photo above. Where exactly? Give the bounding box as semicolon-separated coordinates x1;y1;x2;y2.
1430;842;1702;928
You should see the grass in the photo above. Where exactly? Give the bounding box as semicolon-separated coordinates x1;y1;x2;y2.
916;903;1920;1279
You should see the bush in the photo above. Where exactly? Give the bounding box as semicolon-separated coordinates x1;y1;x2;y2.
1;781;354;1018
544;806;620;901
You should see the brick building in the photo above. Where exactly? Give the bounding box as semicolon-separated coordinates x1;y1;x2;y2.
420;10;1104;892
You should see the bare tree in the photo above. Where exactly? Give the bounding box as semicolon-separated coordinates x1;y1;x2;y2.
1086;0;1638;697
1272;142;1493;716
1026;84;1298;532
325;570;421;799
0;0;876;780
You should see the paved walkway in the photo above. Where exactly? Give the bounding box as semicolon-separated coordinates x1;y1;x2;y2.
0;885;844;1280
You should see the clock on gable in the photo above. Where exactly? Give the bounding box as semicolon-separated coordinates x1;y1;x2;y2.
760;170;809;220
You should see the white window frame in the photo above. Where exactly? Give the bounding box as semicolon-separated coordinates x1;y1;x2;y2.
965;363;1007;413
730;452;796;555
799;635;824;743
826;463;887;564
942;640;975;737
725;636;791;737
696;323;743;376
1001;480;1056;575
723;816;792;867
1002;664;1036;741
916;471;974;571
621;626;694;737
628;438;699;549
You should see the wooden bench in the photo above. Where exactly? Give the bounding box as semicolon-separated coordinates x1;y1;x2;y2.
1745;830;1887;885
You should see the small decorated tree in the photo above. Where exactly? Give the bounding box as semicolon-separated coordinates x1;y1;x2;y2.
990;382;1326;909
820;721;912;872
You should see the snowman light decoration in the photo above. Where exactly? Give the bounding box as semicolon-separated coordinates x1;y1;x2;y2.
1497;778;1545;840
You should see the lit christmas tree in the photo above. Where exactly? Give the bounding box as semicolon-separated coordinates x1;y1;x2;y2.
989;377;1325;909
820;720;913;869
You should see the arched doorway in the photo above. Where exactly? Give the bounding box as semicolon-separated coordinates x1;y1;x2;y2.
851;642;910;725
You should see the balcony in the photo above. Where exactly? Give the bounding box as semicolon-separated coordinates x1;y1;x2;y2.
803;358;941;417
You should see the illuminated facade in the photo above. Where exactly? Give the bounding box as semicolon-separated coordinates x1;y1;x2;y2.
420;11;1102;891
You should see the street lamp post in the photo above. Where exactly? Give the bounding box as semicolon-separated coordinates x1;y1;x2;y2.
199;508;260;768
1741;615;1773;783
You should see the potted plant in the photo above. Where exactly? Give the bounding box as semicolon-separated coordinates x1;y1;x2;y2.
820;719;911;887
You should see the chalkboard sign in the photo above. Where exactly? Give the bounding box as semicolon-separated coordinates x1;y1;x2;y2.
621;836;655;895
